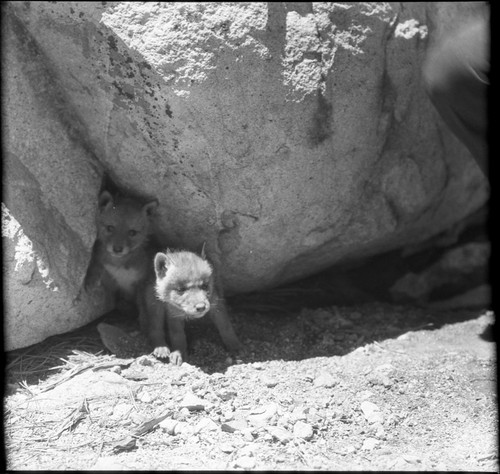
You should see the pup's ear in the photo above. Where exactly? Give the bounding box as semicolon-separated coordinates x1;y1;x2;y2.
154;252;169;279
143;199;158;218
98;190;113;212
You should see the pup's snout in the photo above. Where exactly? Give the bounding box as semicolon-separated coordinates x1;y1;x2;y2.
195;302;207;313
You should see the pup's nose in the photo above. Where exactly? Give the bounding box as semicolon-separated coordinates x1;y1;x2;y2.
113;245;124;253
195;303;207;313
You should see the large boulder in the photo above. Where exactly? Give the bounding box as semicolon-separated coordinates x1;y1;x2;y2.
3;2;489;350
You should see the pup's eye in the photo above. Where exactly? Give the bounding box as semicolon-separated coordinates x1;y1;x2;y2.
200;282;209;291
128;230;138;237
176;286;187;294
106;225;115;232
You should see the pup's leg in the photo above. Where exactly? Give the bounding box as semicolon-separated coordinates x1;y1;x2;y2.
166;314;187;365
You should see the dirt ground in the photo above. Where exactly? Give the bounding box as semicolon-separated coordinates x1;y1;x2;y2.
4;291;497;471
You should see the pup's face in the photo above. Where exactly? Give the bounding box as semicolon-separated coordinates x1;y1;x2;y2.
96;191;158;258
154;251;213;319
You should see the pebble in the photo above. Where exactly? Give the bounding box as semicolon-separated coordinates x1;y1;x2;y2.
360;401;384;424
234;456;256;469
263;378;279;388
159;418;178;435
221;418;248;433
275;454;287;463
357;390;374;400
293;421;314;440
242;428;255;442
290;405;308;422
194;417;219;434
136;355;154;366
111;403;133;419
137;390;153;403
191;380;205;391
174;421;193;436
130;412;146;426
219;443;235;453
267;426;293;444
361;437;379;451
345;445;357;454
247;403;278;427
388;457;409;470
239;444;257;457
180;392;206;411
92;457;128;470
402;454;422;464
314;372;338;388
176;407;191;421
374;422;386;439
217;389;237;401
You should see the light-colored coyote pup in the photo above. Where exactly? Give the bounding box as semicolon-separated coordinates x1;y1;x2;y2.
138;248;243;365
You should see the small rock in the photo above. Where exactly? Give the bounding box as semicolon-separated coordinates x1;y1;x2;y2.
111;403;133;420
247;403;278;427
222;418;248;433
242;428;255;442
191;380;205;391
360;401;384;424
210;372;225;381
277;413;291;428
378;447;392;455
263;432;274;441
293;421;314;440
402;454;422;464
174;421;193;436
180;392;206;411
263;377;279;388
267;426;293;444
362;437;379;451
159;418;178;435
137;390;153;403
92;456;128;470
136;355;154;366
313;372;338;388
368;373;393;388
453;413;467;423
388;456;410;470
290;405;308;422
346;445;357;454
219;443;235;454
357;390;374;400
177;407;191;421
234;456;255;469
374;422;386;439
130;412;146;426
194;417;219;434
217;389;237;401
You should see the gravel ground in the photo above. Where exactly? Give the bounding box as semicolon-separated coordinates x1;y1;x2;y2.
4;301;497;471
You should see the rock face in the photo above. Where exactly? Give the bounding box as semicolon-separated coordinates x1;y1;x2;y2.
2;2;489;350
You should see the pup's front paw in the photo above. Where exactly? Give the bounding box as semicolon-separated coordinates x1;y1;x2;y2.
153;346;171;359
169;350;183;366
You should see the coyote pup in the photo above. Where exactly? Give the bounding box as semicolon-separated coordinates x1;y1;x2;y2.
84;190;158;309
138;248;243;365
